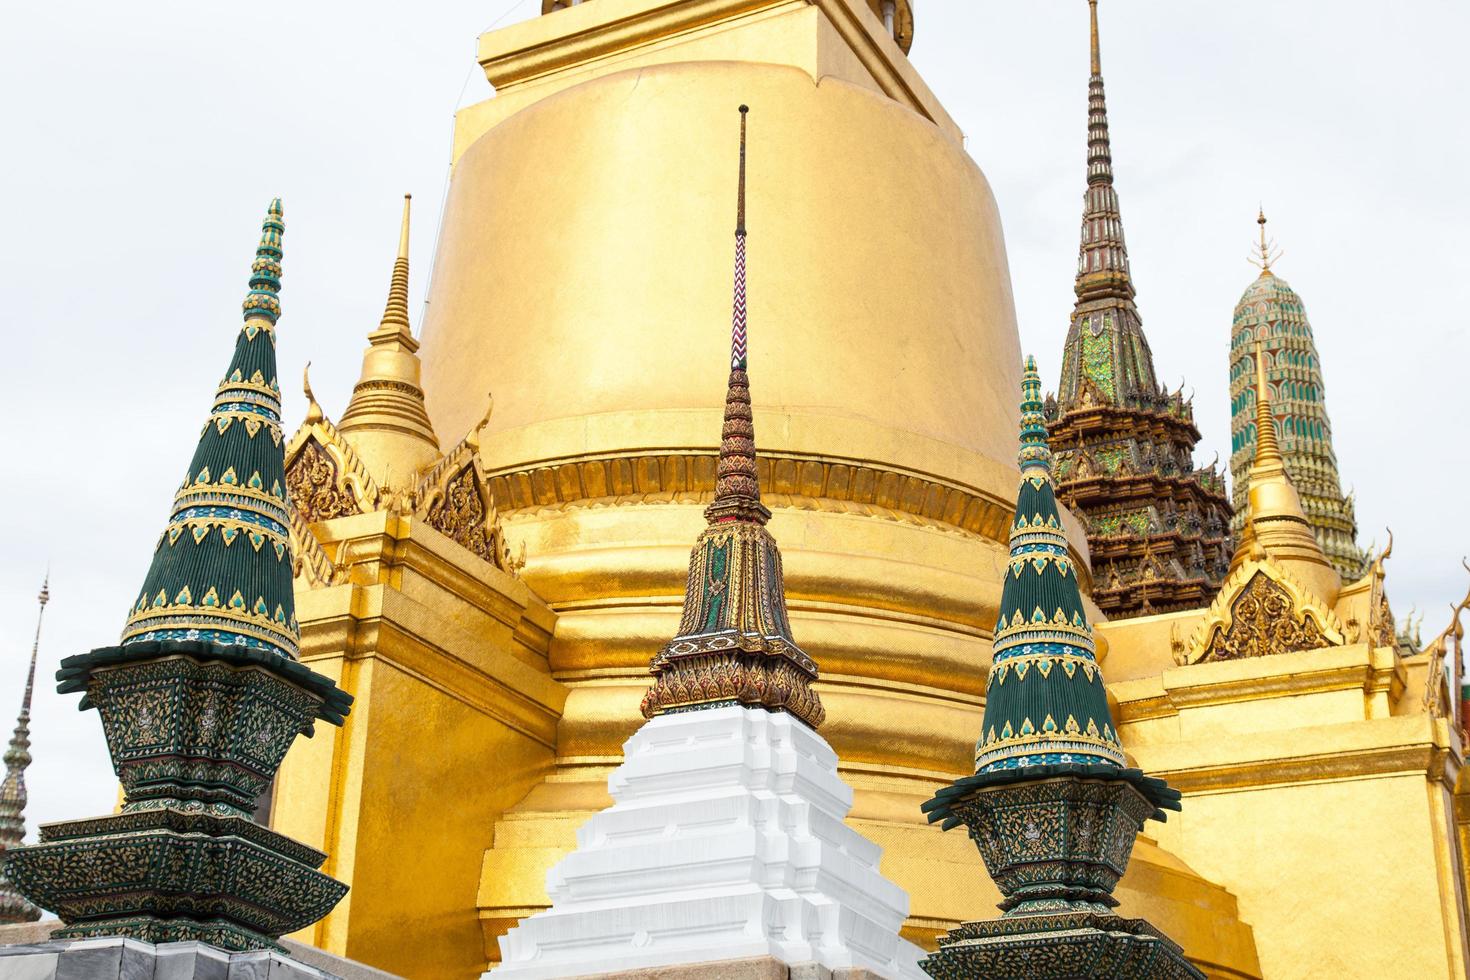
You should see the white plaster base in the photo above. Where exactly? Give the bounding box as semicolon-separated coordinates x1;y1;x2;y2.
488;706;927;980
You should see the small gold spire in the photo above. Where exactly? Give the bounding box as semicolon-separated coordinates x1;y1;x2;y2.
1229;341;1340;603
337;194;441;486
372;194;414;344
1251;342;1284;471
1089;0;1101;75
398;193;411;261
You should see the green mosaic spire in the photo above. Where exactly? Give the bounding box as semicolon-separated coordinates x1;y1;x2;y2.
5;200;352;952
120;199;297;659
974;356;1125;773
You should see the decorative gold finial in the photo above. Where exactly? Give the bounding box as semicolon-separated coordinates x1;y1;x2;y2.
374;195;414;341
1249;206;1283;275
1089;0;1101;76
1252;341;1284;470
706;105;769;525
465;392;495;453
303;361;324;424
398;194;411;261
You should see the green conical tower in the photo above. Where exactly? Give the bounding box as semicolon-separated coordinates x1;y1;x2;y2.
120;199;298;658
919;358;1197;980
7;201;350;953
975;355;1124;771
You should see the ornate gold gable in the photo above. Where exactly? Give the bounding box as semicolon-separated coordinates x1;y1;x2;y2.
1182;559;1344;665
284;372;380;523
413;402;519;575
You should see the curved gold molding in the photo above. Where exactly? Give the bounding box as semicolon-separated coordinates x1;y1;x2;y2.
486;449;1095;593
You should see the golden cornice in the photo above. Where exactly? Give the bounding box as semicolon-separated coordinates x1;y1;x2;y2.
305;512;552;655
480;0;781;88
297;596;563;749
1158;742;1451;795
484;448;1090;568
1162;644;1400;710
478;0;953;139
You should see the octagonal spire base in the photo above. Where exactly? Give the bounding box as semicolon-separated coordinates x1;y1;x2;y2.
919;772;1199;979
4;641;351;952
920;912;1201;980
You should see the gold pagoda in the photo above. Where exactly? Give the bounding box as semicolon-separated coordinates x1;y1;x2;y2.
260;2;1470;979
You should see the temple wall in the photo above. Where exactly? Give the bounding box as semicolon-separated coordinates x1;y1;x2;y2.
1116;645;1470;979
273;513;564;980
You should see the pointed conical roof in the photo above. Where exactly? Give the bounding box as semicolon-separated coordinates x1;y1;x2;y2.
0;577;47;924
640;106;822;729
337;194;441;487
974;357;1124;773
1058;0;1157;407
120;200;299;659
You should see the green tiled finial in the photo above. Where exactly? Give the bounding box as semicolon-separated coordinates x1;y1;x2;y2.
242;198;284;325
120;199;297;659
1018;354;1052;474
972;356;1123;773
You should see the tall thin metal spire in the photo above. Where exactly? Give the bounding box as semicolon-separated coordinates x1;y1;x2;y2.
0;576;49;923
707;105;768;525
1249;206;1283;275
641;105;822;729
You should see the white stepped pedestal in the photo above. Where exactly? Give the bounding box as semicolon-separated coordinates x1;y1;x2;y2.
488;706;927;980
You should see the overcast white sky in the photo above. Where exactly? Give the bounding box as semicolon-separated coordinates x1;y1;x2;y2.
2;1;1466;834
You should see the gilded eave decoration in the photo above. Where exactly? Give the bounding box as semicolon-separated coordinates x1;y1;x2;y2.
283;409;378;524
285;387;520;578
1182;560;1344;665
415;424;519;574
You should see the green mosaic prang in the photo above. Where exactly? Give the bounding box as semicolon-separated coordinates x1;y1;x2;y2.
972;359;1125;774
6;200;352;953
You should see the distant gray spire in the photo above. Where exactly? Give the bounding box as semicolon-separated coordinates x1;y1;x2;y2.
0;576;48;923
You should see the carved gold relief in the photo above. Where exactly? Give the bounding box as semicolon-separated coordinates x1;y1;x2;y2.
423;464;510;568
286;439;361;523
1197;570;1331;663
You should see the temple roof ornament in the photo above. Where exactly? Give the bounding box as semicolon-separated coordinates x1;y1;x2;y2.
5;201;352;952
639;106;823;729
337;194;442;487
1185;345;1347;664
0;577;48;925
1230;209;1366;581
1047;0;1233;620
919;360;1195;979
283;197;518;576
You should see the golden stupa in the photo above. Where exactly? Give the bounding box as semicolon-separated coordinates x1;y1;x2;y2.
269;2;1470;979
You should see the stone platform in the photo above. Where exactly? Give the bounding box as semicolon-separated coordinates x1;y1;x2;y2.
546;957;888;979
0;923;401;980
